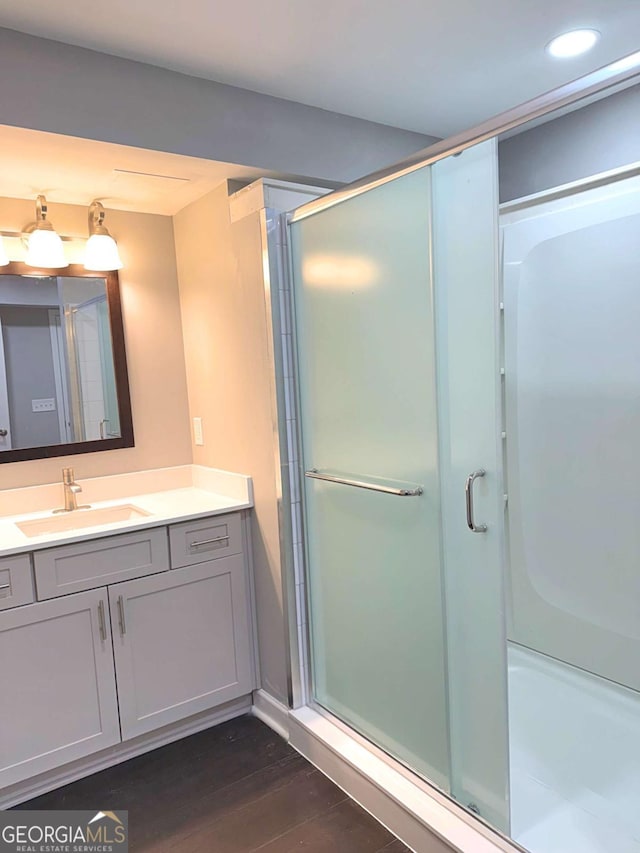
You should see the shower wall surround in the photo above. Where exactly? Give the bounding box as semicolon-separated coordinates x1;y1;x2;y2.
502;175;640;693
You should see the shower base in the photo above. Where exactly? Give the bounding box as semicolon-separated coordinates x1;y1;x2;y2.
508;643;640;853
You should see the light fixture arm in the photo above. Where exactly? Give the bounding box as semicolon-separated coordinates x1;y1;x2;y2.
24;194;54;235
88;201;110;237
36;194;47;222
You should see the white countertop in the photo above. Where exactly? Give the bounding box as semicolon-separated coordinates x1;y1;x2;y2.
0;466;253;558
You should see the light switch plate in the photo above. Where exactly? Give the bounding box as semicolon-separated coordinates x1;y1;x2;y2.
32;398;56;412
193;417;204;446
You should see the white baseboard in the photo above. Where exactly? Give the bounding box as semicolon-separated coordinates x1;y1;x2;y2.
1;695;252;809
288;707;517;853
251;689;290;740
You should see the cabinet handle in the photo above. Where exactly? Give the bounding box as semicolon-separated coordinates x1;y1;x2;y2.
189;534;229;548
98;599;107;641
0;583;11;591
117;595;126;636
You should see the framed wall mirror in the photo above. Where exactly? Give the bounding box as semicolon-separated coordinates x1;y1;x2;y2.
0;263;133;463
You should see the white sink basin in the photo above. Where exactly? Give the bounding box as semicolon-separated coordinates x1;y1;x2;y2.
16;504;151;538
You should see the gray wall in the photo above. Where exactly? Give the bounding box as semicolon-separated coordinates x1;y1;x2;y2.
499;83;640;202
1;306;61;449
0;28;437;185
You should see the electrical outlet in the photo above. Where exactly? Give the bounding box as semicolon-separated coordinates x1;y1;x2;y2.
193;417;204;446
32;398;56;412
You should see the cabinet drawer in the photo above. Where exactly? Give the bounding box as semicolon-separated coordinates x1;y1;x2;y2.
169;513;242;568
0;554;35;611
34;527;170;600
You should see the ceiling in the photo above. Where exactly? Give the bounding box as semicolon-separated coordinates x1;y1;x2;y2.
0;1;639;137
0;125;273;215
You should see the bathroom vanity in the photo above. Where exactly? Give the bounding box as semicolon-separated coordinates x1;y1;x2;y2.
0;466;256;807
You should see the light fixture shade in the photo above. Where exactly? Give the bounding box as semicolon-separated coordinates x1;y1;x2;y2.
84;233;123;271
26;228;68;269
0;237;9;267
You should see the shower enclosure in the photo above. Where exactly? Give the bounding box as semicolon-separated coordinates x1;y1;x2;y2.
285;65;640;853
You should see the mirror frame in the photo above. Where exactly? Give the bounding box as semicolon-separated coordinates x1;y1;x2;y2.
0;262;134;463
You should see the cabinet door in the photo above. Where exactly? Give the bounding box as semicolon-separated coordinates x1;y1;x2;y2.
110;556;254;740
0;588;120;787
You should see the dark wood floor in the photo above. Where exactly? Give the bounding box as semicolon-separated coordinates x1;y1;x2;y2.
16;715;411;852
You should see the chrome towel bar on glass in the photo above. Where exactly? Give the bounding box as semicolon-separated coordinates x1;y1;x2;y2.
305;469;423;497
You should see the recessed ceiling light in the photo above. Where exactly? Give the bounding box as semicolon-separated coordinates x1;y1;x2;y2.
546;29;600;59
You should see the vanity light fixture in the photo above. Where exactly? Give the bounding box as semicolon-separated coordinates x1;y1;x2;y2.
0;237;9;267
24;195;69;269
84;201;123;271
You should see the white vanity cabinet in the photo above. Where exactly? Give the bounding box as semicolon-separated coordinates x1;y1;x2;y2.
0;511;255;794
0;588;120;787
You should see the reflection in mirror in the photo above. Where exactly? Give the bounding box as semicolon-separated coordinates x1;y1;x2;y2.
0;264;133;462
60;277;120;443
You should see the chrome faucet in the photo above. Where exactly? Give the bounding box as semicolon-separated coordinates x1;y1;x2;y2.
59;467;83;512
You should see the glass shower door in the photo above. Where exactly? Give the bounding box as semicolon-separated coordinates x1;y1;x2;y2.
289;140;510;831
432;140;510;831
290;166;451;788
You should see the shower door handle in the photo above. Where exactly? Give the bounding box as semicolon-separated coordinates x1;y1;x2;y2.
465;469;487;533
